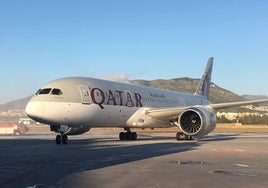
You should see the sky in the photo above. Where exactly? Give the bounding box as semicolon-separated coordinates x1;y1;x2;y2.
0;0;268;104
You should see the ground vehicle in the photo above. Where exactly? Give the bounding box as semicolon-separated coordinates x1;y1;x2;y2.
0;122;29;135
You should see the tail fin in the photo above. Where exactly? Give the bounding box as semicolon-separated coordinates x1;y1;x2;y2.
194;57;213;99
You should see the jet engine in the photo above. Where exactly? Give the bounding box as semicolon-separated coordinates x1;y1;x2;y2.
50;125;91;135
178;106;216;136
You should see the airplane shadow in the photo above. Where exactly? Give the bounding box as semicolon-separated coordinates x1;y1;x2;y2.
0;133;237;187
198;133;238;142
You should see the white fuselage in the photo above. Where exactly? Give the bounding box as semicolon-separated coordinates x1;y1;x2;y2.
25;77;210;129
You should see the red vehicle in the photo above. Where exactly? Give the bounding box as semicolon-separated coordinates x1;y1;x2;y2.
0;122;29;135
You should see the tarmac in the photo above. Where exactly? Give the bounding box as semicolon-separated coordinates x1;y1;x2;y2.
0;131;268;188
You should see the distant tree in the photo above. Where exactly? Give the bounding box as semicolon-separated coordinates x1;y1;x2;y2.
240;115;268;125
217;115;236;123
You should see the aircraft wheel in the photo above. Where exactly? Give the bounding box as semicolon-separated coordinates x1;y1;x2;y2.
126;132;137;140
131;132;137;140
176;132;193;141
56;135;62;144
176;132;182;140
62;135;68;144
119;131;138;141
186;135;193;140
119;132;125;140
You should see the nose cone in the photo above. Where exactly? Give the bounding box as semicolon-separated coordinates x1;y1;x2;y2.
25;101;44;122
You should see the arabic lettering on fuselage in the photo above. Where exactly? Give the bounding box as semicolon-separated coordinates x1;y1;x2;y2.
149;92;166;98
90;88;143;109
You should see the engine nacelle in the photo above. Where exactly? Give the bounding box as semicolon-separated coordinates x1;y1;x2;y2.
178;106;216;136
50;125;91;135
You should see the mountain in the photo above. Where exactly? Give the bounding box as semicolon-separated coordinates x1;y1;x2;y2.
242;95;268;101
0;96;32;111
241;95;268;107
132;77;244;104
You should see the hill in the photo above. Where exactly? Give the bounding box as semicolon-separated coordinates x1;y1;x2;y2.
242;95;268;101
132;77;244;104
0;96;32;111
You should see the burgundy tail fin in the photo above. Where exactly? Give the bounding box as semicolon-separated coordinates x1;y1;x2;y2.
194;57;213;99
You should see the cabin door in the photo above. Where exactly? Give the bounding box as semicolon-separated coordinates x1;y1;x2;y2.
78;85;91;104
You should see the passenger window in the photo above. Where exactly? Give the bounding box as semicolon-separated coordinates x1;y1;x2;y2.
38;88;51;95
51;88;63;95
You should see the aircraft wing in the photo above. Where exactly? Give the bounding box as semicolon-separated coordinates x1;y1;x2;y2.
209;99;268;110
145;99;268;120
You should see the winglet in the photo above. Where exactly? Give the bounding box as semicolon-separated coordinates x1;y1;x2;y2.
194;57;213;99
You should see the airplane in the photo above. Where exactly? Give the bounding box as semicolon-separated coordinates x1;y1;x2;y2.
25;57;268;144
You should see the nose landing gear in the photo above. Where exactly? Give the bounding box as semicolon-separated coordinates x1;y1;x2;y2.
55;125;69;144
56;134;69;144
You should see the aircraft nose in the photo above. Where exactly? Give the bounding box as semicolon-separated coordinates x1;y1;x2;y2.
25;101;44;121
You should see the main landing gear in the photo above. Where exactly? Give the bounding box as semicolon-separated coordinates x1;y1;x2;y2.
119;128;137;141
176;132;193;141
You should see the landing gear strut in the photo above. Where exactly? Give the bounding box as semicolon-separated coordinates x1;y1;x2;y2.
176;132;193;141
119;128;137;141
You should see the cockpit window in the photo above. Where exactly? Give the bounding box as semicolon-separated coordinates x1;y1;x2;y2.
51;88;63;95
35;89;41;95
38;88;51;95
36;88;63;95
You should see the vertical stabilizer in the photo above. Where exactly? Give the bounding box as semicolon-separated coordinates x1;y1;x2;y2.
194;57;213;99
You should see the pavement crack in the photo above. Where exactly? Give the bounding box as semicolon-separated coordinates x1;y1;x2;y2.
131;164;162;188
